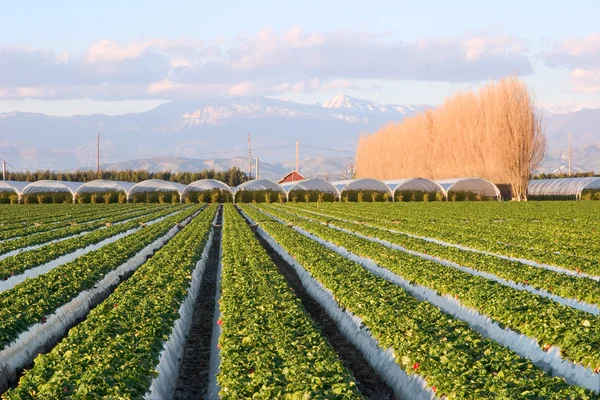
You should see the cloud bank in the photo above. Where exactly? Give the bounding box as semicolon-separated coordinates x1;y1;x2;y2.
543;33;600;93
0;27;533;100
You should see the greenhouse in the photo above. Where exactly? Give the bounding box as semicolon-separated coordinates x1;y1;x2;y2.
435;178;501;200
76;180;136;196
0;181;31;197
528;177;600;200
183;179;234;195
127;179;188;203
385;178;445;201
233;179;287;203
182;179;235;203
281;178;340;202
332;179;393;201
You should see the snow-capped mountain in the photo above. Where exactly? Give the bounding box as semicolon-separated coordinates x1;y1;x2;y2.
538;106;592;117
1;95;599;175
322;94;428;116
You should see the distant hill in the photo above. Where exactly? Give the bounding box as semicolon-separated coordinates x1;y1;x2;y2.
94;155;354;181
1;95;598;175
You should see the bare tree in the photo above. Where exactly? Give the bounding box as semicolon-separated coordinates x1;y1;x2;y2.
355;77;546;200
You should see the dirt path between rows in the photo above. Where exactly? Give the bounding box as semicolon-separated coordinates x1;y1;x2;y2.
237;206;395;400
174;206;223;400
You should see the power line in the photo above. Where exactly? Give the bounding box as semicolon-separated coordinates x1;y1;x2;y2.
301;145;355;153
0;144;297;159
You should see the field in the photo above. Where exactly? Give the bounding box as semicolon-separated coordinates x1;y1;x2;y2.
0;201;599;399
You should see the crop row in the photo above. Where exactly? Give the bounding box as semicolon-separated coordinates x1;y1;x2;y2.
240;205;594;398
292;202;600;274
277;204;600;308
0;204;139;228
217;204;361;399
0;205;166;254
0;204;202;352
3;205;218;399
0;205;188;281
258;204;600;373
0;204;161;241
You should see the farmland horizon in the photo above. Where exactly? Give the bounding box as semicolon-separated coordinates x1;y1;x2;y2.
2;2;600;398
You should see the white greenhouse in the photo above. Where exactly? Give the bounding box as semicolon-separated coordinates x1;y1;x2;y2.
528;177;600;200
385;178;445;200
233;179;287;203
332;179;394;201
435;178;501;200
0;179;192;203
183;179;234;196
0;176;509;203
281;178;340;201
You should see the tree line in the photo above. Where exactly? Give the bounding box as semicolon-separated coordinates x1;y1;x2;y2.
532;171;599;180
355;77;546;200
4;167;248;187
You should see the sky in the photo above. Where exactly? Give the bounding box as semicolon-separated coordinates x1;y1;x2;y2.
1;0;599;116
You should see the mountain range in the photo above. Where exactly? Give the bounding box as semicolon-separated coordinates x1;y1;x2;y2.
1;95;599;179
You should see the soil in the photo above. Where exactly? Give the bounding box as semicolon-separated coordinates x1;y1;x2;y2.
174;206;223;400
236;206;396;400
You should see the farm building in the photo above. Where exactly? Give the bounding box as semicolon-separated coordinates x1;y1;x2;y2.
528;177;600;200
278;171;305;184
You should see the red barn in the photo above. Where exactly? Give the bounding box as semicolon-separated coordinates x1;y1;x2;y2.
278;171;305;184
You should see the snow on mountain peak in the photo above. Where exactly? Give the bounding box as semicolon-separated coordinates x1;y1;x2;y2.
322;95;393;115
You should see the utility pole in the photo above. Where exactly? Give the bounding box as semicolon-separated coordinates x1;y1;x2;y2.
247;133;252;181
295;140;299;179
2;160;6;181
325;170;329;181
97;134;101;176
255;158;259;180
568;132;572;177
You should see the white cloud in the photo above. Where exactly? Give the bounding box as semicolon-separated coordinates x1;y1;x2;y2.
0;28;532;101
543;33;600;93
570;68;600;93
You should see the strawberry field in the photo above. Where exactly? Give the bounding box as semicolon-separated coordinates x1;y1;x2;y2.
0;201;599;399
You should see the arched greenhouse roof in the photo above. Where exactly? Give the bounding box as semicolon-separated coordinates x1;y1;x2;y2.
528;177;600;198
332;179;393;196
182;179;233;195
128;179;188;196
0;181;30;195
435;178;501;199
21;180;84;196
75;180;136;195
234;179;286;193
385;178;445;195
281;178;340;197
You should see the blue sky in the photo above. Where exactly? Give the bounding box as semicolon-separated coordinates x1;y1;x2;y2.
1;0;599;115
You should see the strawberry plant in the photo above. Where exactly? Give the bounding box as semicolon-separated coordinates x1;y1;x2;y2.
217;204;362;399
